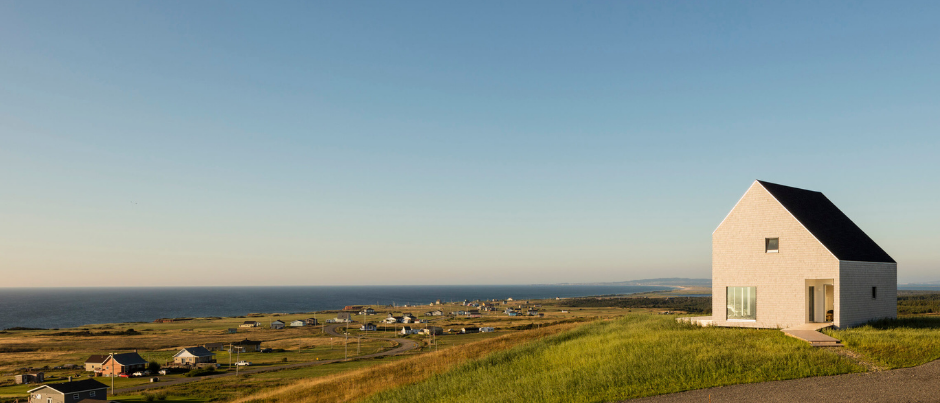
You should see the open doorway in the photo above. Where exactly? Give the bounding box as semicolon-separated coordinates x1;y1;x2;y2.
806;279;834;323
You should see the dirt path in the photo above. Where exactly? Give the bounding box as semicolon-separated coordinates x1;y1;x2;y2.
625;359;940;403
113;325;417;395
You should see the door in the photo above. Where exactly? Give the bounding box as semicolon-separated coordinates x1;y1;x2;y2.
808;286;815;322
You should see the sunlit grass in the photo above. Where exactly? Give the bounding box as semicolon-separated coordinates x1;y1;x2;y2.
364;315;862;403
825;316;940;369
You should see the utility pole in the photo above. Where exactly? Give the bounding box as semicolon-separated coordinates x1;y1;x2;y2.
344;320;349;360
357;336;361;355
228;344;232;369
109;352;114;396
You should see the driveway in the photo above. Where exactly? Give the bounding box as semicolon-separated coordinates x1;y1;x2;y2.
625;359;940;403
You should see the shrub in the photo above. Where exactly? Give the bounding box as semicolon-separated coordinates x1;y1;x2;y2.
185;367;217;377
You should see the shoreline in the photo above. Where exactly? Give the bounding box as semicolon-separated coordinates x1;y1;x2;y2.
1;284;676;331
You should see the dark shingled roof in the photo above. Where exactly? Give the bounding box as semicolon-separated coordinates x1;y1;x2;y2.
108;352;149;366
179;346;215;357
758;180;895;263
37;379;108;394
84;355;107;364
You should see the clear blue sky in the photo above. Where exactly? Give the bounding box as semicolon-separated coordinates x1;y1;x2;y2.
2;1;938;287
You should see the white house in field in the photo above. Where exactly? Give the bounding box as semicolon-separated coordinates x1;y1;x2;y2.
703;180;896;329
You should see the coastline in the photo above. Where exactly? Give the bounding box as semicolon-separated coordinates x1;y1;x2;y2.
0;284;673;330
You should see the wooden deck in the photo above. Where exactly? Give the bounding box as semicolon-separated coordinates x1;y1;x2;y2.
782;323;842;347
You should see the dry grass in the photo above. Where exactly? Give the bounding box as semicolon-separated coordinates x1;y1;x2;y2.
230;321;586;403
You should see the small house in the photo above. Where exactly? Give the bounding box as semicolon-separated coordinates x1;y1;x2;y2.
240;321;261;328
421;326;443;335
226;328;237;334
359;308;376;315
290;320;306;327
461;327;480;334
271;320;285;330
28;379;108;403
14;372;44;385
305;318;319;326
701;180;897;329
203;342;225;352
173;347;216;365
99;352;148;377
360;323;377;331
230;339;262;353
84;355;107;372
336;312;353;323
480;327;495;332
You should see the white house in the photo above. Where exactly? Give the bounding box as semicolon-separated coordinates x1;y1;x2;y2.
289;320;305;327
270;320;285;330
701;180;896;329
172;347;216;365
360;323;377;331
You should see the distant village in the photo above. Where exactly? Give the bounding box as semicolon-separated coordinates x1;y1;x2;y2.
11;297;551;402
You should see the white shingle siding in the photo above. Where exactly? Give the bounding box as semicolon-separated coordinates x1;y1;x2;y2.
838;261;897;327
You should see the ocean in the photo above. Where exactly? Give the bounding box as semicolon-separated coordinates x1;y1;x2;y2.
0;285;669;330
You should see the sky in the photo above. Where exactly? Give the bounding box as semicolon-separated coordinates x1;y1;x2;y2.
1;1;938;287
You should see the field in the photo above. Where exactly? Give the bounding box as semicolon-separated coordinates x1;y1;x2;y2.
824;316;940;369
6;290;939;403
0;299;636;401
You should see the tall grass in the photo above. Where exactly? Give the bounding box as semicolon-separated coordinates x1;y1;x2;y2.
364;315;861;403
825;316;940;369
230;322;583;403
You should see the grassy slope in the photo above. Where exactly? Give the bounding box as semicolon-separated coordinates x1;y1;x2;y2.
230;322;583;403
365;315;862;403
825;316;940;369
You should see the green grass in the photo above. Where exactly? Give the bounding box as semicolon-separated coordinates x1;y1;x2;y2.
364;314;862;403
825;316;940;369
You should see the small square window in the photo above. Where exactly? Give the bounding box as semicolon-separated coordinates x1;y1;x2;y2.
872;287;877;299
90;391;96;397
73;394;80;400
765;238;779;253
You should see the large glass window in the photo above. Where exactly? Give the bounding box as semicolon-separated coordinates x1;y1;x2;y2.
727;286;757;320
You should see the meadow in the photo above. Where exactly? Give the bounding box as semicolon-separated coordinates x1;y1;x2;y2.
360;314;861;403
824;316;940;369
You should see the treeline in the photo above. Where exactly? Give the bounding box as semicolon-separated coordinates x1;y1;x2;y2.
47;328;141;336
561;296;712;314
898;294;940;315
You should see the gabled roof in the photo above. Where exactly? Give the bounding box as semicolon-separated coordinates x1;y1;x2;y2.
84;355;107;364
233;338;261;346
175;346;215;358
757;180;895;263
103;352;148;366
28;379;108;394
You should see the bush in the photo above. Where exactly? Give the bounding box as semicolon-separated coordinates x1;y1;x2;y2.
185;367;217;377
155;392;168;401
144;393;155;402
148;361;161;372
